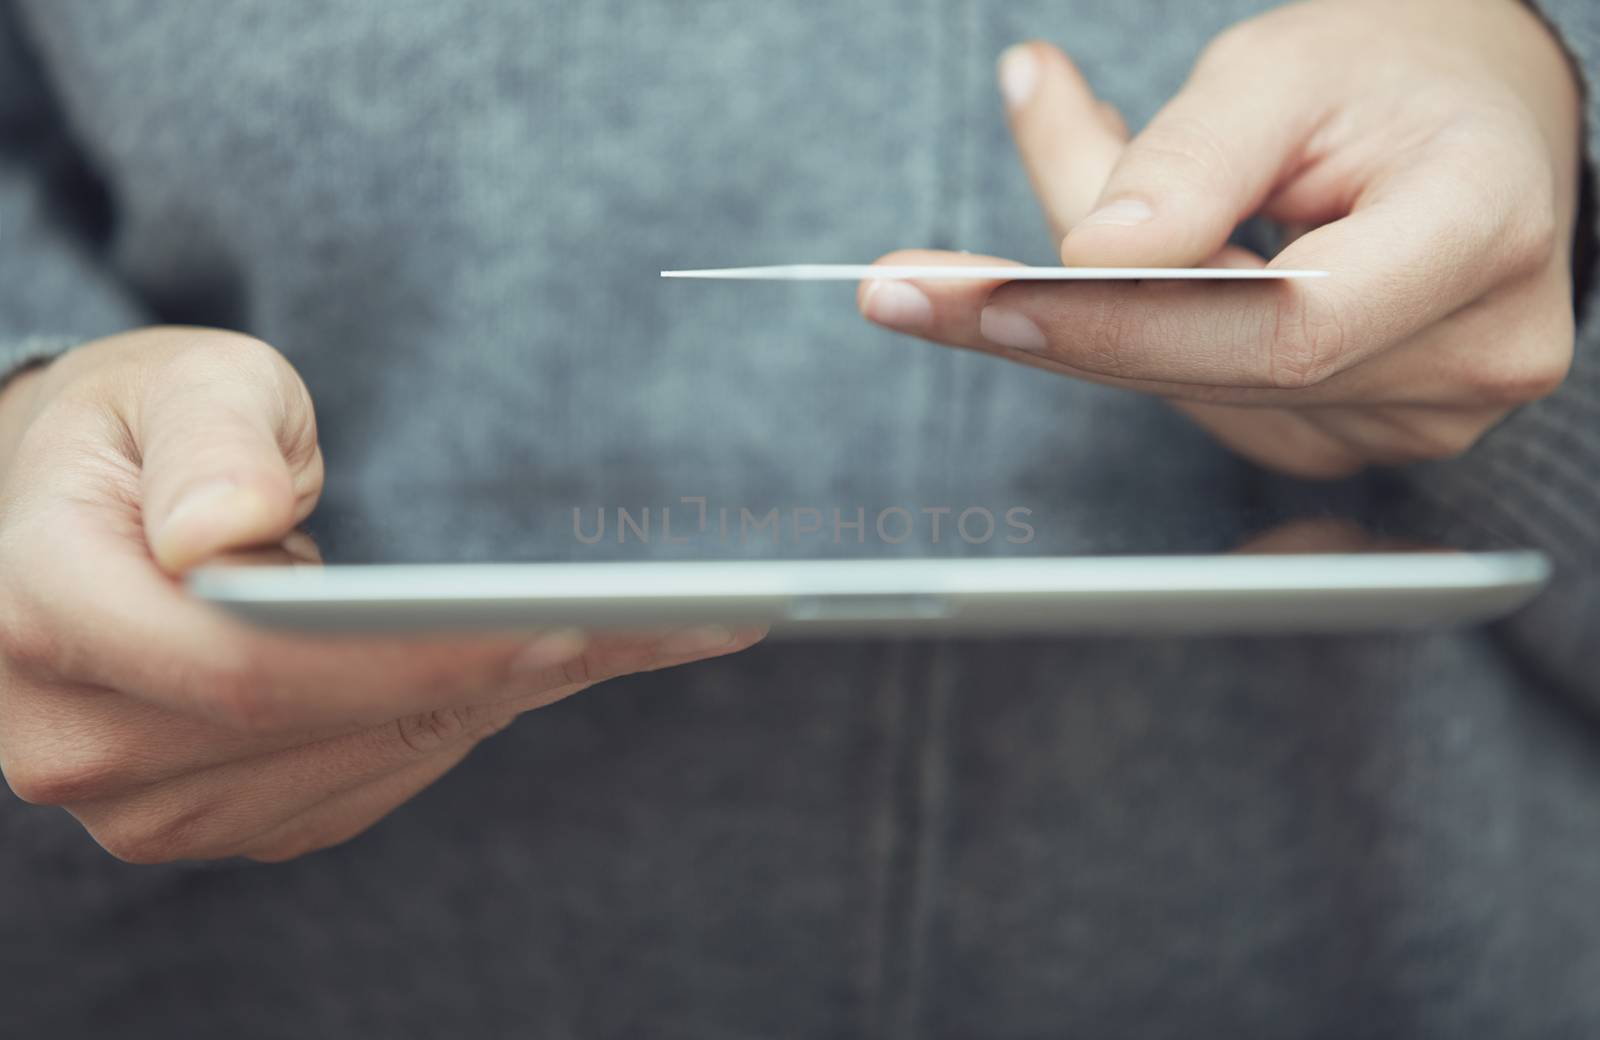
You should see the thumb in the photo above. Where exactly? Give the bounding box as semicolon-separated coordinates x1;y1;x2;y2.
1059;47;1322;267
137;337;322;574
998;41;1128;239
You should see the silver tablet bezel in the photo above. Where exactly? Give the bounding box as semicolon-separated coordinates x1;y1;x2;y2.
187;551;1550;636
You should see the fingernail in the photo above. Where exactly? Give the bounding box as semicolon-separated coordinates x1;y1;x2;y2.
980;306;1049;353
155;481;269;565
863;280;933;330
658;625;734;656
509;628;588;673
998;46;1037;109
1076;198;1154;229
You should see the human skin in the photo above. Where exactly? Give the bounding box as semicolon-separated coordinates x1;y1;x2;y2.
0;328;763;863
859;0;1584;478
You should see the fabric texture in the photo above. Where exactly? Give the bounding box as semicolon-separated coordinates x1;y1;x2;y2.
1;1;1598;1037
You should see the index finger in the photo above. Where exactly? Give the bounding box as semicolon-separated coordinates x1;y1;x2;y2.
857;247;1308;392
892;139;1550;396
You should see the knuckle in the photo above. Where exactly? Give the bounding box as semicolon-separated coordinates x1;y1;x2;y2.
1460;303;1574;407
179;655;282;734
1506;202;1559;277
3;757;65;807
1467;131;1560;280
1395;417;1485;462
1075;293;1140;377
392;699;517;757
281;374;321;465
0;683;128;807
1263;445;1365;481
559;651;594;688
0;552;70;678
1266;290;1347;390
1436;118;1558;281
0;609;60;678
1196;22;1262;73
1;743;126;806
1133;114;1234;195
1466;346;1572;406
394;705;479;755
163;327;282;372
1524;336;1575;400
1416;430;1475;462
89;803;212;865
155;328;303;412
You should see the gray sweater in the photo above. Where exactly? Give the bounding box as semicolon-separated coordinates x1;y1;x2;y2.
2;1;1599;1037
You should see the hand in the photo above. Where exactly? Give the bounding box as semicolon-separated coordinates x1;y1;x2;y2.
859;0;1584;477
0;327;762;863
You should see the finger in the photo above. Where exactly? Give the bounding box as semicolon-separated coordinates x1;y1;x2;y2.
509;623;768;692
1170;400;1364;478
1096;101;1128;140
66;683;532;861
858;252;1474;410
239;742;476;862
1;621;765;809
1059;43;1324;267
858;248;1023;337
7;506;566;731
5;435;570;732
76;732;480;864
14;491;771;732
998;42;1127;237
1176;396;1508;478
871;243;1567;411
1281;268;1574;409
61;625;768;863
1231;518;1381;555
134;337;324;573
1268;128;1561;363
0;673;360;802
1296;403;1508;467
858;248;1313;394
205;531;324;567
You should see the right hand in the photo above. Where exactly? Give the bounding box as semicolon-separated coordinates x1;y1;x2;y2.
0;327;762;863
861;4;1580;478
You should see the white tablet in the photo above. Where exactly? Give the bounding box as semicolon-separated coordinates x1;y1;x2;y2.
188;551;1548;637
